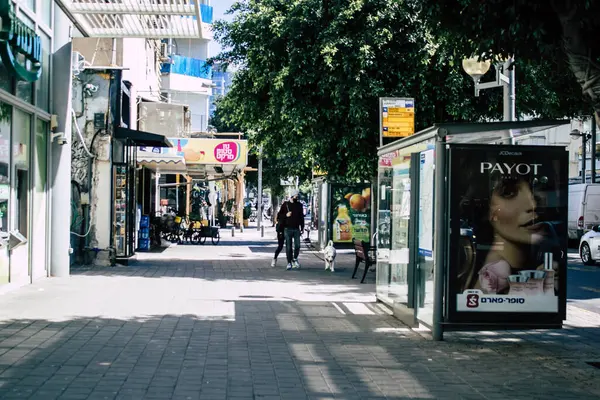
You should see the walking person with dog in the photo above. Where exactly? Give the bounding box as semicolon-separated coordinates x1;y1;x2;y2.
276;190;304;270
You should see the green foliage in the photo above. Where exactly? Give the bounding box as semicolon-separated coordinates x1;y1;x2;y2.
211;0;593;182
419;0;599;117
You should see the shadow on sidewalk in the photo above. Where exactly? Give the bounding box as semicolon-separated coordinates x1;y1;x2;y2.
0;301;599;399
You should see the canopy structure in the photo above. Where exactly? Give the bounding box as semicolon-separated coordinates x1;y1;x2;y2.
137;151;187;174
56;0;212;39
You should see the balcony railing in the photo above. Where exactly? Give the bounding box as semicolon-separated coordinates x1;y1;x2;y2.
161;55;212;80
200;4;213;24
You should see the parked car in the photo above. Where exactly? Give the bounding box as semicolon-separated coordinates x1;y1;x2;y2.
579;225;600;265
568;183;600;240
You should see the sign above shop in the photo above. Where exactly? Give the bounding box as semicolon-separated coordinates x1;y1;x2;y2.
0;0;42;82
379;97;415;139
165;138;248;166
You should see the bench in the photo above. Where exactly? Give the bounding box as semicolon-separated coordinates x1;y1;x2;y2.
352;239;376;283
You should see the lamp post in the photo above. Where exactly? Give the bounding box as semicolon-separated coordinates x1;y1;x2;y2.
462;56;516;122
571;129;592;183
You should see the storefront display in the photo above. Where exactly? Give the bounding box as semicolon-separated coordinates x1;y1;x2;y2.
448;145;567;317
113;165;128;256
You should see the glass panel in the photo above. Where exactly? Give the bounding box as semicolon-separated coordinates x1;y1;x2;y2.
41;0;52;27
376;157;393;302
416;149;435;325
22;0;36;12
0;60;13;93
11;108;30;283
36;33;50;110
388;160;411;304
31;119;47;279
14;11;34;104
0;102;11;285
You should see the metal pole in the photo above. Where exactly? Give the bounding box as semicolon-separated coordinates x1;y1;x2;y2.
432;139;447;341
592;116;597;183
257;148;263;231
582;137;587;183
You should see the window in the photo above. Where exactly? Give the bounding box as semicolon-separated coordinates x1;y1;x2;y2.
0;102;10;236
41;0;52;27
36;33;51;111
14;11;35;104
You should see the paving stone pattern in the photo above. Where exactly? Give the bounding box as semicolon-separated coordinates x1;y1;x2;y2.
0;227;599;399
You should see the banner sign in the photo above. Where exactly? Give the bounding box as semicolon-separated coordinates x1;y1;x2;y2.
330;183;371;243
164;138;248;165
448;145;567;317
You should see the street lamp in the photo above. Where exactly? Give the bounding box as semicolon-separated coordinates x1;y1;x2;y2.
571;129;593;183
462;55;516;122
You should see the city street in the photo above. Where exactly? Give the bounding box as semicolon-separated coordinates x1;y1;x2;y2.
567;249;600;315
0;229;598;400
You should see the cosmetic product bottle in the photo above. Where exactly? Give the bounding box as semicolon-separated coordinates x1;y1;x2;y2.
543;252;555;295
518;270;546;295
508;275;528;294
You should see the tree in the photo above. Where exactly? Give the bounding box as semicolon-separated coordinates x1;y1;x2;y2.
420;0;600;124
212;0;590;182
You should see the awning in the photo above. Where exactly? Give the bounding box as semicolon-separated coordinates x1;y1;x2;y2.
137;151;187;174
56;0;212;39
115;127;172;148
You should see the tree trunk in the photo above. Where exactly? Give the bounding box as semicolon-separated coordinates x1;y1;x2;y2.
553;0;600;125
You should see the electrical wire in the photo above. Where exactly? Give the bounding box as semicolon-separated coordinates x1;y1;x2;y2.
71;108;95;159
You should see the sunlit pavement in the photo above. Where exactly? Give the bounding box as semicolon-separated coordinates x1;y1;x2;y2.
0;229;598;400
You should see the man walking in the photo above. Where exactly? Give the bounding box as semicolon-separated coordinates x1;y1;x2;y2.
277;190;304;270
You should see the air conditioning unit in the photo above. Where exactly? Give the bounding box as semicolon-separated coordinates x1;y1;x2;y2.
71;51;86;76
159;42;170;61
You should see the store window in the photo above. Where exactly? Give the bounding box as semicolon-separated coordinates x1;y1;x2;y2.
0;103;10;236
36;33;51;111
10;108;30;283
14;11;35;104
0;102;10;285
31;119;48;279
41;0;52;27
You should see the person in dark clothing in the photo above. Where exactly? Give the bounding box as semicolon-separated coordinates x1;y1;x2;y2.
271;199;287;267
276;190;304;270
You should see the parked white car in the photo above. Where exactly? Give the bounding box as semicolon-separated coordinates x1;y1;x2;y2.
579;225;600;265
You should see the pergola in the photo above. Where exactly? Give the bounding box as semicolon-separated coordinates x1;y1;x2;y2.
56;0;211;39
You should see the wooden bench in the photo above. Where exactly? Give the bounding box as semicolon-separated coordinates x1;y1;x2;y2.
352;239;376;283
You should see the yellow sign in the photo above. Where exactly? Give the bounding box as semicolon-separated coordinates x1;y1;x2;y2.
164;138;248;165
381;98;415;138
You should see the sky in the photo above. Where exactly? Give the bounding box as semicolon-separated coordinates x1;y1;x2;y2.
210;0;237;56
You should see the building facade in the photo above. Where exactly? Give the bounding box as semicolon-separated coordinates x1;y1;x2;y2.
0;0;74;291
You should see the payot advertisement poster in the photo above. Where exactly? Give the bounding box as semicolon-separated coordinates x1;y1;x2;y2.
449;145;567;313
330;184;371;243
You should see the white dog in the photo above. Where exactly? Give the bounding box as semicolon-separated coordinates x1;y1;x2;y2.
324;240;337;272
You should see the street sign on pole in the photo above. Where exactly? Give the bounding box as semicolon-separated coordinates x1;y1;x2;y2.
379;97;415;146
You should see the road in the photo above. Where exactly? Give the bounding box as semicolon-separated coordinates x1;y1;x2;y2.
568;248;600;315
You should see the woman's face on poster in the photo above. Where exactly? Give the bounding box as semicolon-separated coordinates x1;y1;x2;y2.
489;179;543;245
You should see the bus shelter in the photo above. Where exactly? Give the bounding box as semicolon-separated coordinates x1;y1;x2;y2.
376;120;571;340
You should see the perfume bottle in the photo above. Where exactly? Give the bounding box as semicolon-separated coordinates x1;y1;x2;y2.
543;252;555;295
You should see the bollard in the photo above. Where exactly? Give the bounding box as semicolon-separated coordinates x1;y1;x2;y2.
240;225;244;233
261;226;264;237
231;227;235;237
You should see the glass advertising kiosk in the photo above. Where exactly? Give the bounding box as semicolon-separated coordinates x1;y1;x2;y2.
376;120;570;340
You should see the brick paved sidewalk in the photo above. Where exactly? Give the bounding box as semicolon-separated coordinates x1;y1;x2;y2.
0;226;598;400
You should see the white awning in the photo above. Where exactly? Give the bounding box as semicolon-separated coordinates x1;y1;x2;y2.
137;152;187;173
56;0;212;39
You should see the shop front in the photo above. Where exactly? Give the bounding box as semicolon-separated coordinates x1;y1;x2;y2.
376;120;570;339
0;0;68;287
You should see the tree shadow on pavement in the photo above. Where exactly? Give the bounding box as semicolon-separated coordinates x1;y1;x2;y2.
0;300;599;400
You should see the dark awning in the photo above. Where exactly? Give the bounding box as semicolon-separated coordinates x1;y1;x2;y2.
114;127;172;148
